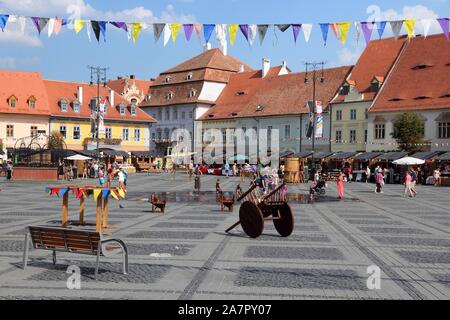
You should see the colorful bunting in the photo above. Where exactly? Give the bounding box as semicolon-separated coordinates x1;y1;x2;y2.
132;22;141;43
74;19;85;34
330;23;340;40
216;24;227;53
110;21;127;32
110;189;120;200
99;21;106;41
354;22;361;46
302;23;313;42
0;14;9;31
86;21;92;41
153;23;165;42
163;23;171;46
405;20;416;38
47;18;55;37
229;24;238;46
276;24;291;32
93;188;101;200
18;16;26;34
337;22;351;44
31;17;49;35
193;23;202;40
171;23;181;42
361;21;374;44
390;20;403;39
257;24;269;45
319;23;329;46
117;187;126;199
102;189;110;199
203;24;215;43
54;18;63;35
183;24;193;41
239;24;249;43
248;24;257;46
376;21;387;39
59;188;69;197
91;21;101;42
437;18;449;39
421;19;433;38
292;24;301;43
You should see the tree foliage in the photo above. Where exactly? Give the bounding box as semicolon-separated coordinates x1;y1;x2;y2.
48;131;65;150
392;112;426;153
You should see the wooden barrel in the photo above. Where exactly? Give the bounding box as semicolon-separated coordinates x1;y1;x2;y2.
284;158;300;183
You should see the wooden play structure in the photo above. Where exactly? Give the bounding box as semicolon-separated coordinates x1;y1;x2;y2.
149;193;167;213
218;192;235;212
225;183;294;238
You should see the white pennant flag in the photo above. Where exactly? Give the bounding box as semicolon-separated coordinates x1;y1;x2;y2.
248;24;257;46
127;23;132;41
86;20;91;41
8;14;17;23
354;22;361;46
47;18;55;37
421;19;433;38
18;16;26;34
302;23;313;42
163;23;171;46
215;24;228;55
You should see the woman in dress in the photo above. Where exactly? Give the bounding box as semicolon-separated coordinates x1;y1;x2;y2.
337;170;345;200
433;168;441;187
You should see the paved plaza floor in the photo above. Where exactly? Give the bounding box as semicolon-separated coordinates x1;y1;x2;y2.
0;173;449;300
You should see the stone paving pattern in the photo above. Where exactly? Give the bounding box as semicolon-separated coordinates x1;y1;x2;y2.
0;173;449;300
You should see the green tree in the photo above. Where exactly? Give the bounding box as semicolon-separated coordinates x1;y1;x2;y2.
392;112;426;153
48;131;65;150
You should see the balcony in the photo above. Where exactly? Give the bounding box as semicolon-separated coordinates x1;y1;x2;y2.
83;138;122;146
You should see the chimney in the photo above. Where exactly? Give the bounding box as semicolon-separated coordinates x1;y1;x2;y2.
130;75;135;79
203;42;212;51
110;89;115;106
282;60;287;68
77;86;83;104
117;76;123;80
262;58;270;78
238;65;245;73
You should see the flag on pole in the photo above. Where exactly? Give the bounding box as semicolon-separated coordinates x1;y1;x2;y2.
315;101;323;139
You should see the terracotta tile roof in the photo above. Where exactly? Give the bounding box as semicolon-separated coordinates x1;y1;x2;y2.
370;34;450;113
0;71;50;116
107;78;153;96
44;80;156;122
200;65;352;121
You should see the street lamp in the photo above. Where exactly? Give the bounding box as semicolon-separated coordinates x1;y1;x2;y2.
88;66;108;160
304;62;325;177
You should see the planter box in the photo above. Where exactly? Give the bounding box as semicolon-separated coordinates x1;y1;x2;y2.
12;167;58;181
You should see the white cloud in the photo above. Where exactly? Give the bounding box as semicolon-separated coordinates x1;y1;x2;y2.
337;47;362;65
0;29;43;47
0;56;39;68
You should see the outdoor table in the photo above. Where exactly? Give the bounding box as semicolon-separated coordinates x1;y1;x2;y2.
45;185;126;234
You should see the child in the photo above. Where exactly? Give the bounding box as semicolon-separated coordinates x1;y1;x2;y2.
98;166;105;187
280;183;287;201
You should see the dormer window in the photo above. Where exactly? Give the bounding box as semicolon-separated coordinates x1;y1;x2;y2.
186;73;193;80
165;76;171;83
341;84;350;95
145;95;151;102
72;100;80;113
236;91;246;96
8;95;17;108
130;106;137;116
28;96;36;109
189;89;197;98
60;98;69;112
231;112;238;117
119;103;126;116
166;92;174;100
256;105;264;112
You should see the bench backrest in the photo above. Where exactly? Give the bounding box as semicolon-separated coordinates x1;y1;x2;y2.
28;226;101;255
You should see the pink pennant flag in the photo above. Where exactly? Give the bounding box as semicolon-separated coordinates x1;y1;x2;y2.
194;24;202;40
54;18;63;35
330;23;340;40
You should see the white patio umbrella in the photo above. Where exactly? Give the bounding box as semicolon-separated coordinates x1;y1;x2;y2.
392;157;425;166
65;154;92;161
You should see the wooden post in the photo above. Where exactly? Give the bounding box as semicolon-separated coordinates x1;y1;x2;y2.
102;194;109;228
96;192;103;232
79;196;85;225
62;191;69;227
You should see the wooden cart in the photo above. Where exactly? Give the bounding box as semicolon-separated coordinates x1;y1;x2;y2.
225;183;294;238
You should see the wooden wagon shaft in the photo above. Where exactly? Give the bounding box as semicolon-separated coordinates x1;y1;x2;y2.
236;183;257;202
261;184;284;203
225;220;241;233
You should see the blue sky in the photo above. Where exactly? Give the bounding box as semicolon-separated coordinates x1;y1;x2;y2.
0;0;448;82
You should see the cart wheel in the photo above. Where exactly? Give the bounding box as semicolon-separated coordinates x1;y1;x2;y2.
239;201;264;238
273;203;294;237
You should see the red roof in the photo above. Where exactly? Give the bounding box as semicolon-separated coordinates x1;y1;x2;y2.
0;71;50;116
200;65;352;120
107;78;153;96
370;34;450;113
44;80;155;122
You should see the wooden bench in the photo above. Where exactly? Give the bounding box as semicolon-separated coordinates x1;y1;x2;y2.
22;226;128;280
219;193;235;212
150;194;166;213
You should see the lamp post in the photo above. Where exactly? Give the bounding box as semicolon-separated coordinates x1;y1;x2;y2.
88;66;108;160
304;62;325;177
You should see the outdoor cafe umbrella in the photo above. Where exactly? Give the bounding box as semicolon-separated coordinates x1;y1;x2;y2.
65;154;92;161
392;157;425;166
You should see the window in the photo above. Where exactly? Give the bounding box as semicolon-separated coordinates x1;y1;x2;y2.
189;111;193;119
173;109;178;120
335;130;342;143
164;128;170;140
186;73;193;80
157;129;162;140
105;127;112;139
375;124;385;140
8;96;17;108
350;109;357;121
119;104;126;116
59;125;67;139
166;92;174;100
122;128;129;141
61;100;68;112
73;126;81;140
131;98;137;107
73;102;80;113
6;125;14;138
438;122;450;139
28;97;36;109
284;125;291;139
134;128;141;142
30;126;38;137
130;106;137;116
189;89;197;98
165;76;171;83
158;110;162;120
181;111;186;119
166;109;170;120
336;110;342;121
151;132;156;140
268;126;273;140
349;129;357;143
365;108;369;120
364;129;368;143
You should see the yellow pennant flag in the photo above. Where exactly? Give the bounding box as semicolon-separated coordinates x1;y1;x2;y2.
110;190;120;201
132;22;141;43
405;20;416;38
229;24;239;46
338;22;351;45
171;24;181;42
93;188;101;200
117;187;126;199
74;20;85;34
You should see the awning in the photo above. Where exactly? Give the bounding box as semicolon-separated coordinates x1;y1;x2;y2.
287;151;313;159
65;154;92;161
409;151;442;160
311;152;334;160
280;150;295;158
51;149;78;158
375;152;408;161
76;150;100;158
328;152;358;161
102;150;129;158
437;152;450;161
354;152;383;161
131;151;157;158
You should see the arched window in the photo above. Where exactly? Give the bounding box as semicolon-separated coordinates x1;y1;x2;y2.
8;95;17;108
165;76;171;83
186;73;193;80
166;92;174;100
189;89;197;98
28;96;36;109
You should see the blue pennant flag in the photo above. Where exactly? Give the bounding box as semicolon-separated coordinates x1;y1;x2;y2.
203;24;215;43
0;14;9;32
376;21;387;39
319;23;329;46
59;188;69;197
99;21;107;41
102;189;110;199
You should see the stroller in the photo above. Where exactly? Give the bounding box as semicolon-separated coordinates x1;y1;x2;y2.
310;178;327;196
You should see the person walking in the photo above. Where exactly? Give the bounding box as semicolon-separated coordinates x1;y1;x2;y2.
117;167;126;208
403;171;414;198
433;168;441;187
6;161;13;182
194;166;202;192
337;170;345;200
375;169;384;193
410;168;418;197
365;166;371;183
98;166;105;187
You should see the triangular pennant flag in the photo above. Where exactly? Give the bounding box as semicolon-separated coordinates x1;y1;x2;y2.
18;16;26;34
229;24;238;46
126;23;132;41
117;187;126;199
163;24;171;46
193;24;202;40
50;188;59;196
31;17;49;35
74;19;85;34
248;24;257;46
91;21;101;42
47;18;55;37
257;24;269;45
216;24;228;54
110;21;127;32
292;24;302;43
153;23;165;42
361;22;374;44
319;23;329;46
102;189;110;199
330;23;340;40
354;22;361;46
239;24;249;43
203;24;215;43
132;22;141;43
337;22;351;44
54;18;63;35
93;189;102;200
437;18;449;40
276;24;291;32
61;19;69;26
183;24;193;41
59;188;69;197
376;21;387;39
86;21;92;42
405;20;416;38
421;19;433;38
302;23;313;42
0;14;9;32
99;21;106;42
110;189;120;200
171;23;181;42
390;20;403;39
